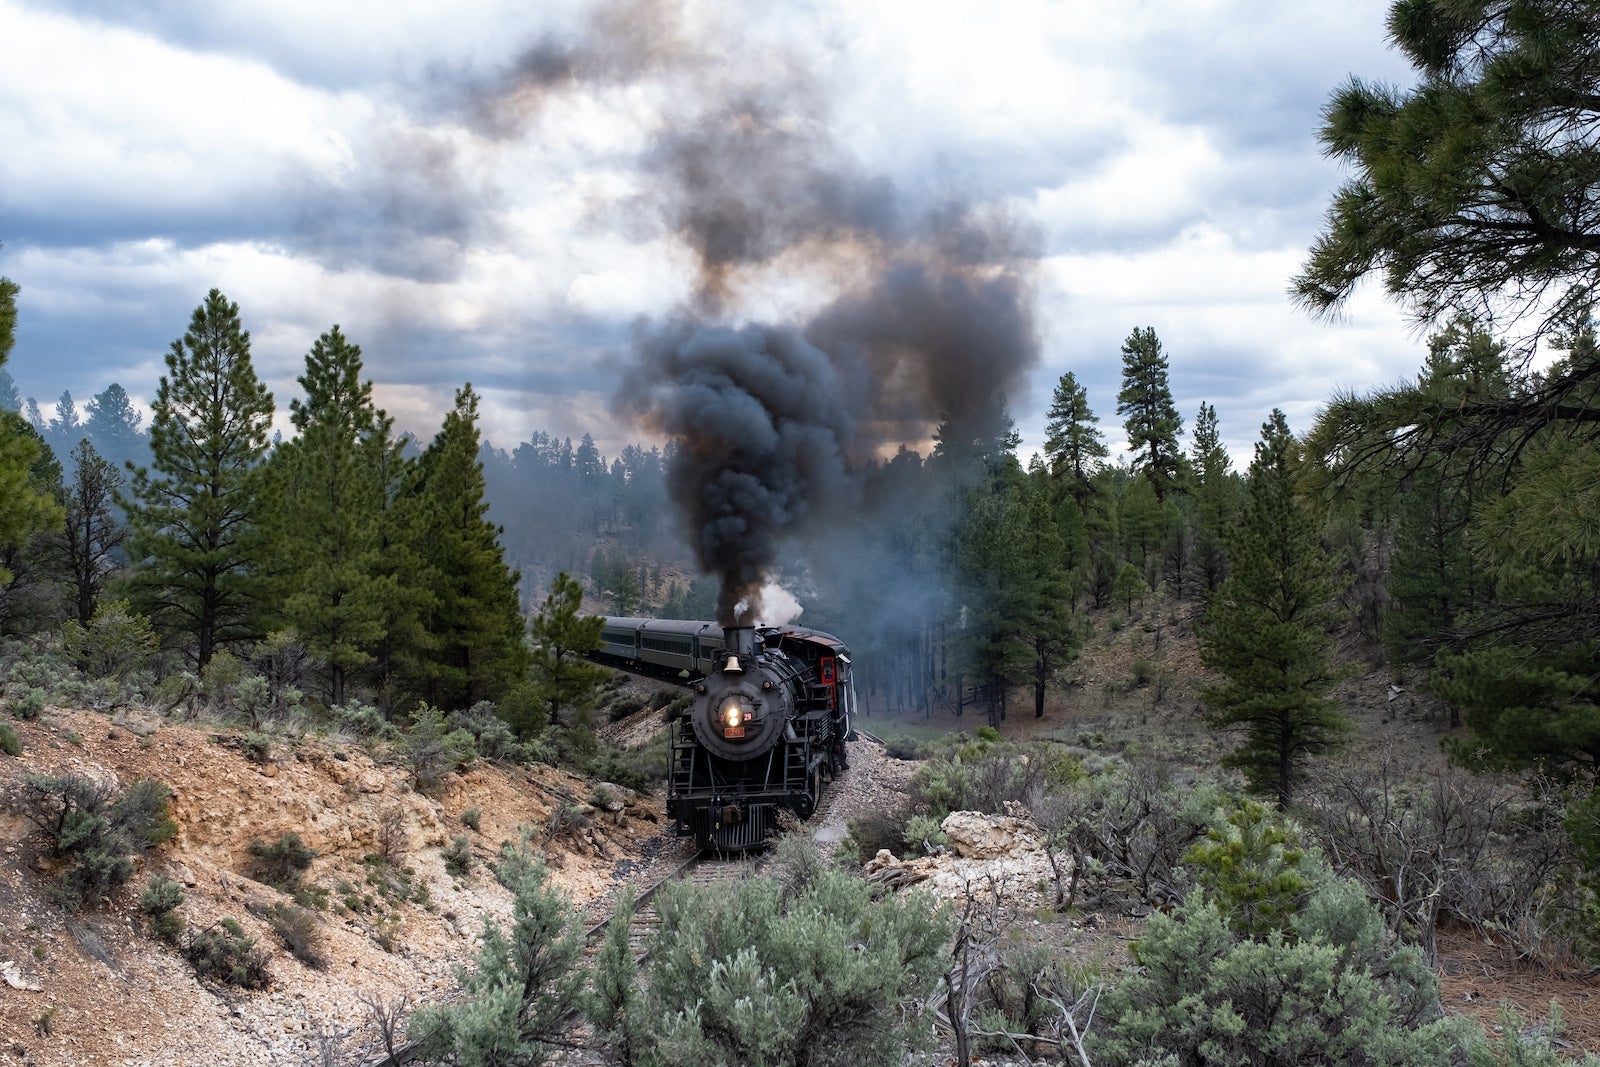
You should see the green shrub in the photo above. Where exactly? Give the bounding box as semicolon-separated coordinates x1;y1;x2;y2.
911;743;1060;820
910;756;973;818
633;850;953;1067
404;703;476;795
200;650;241;709
443;834;474;878
415;849;585;1064
842;807;910;863
22;773;176;909
1183;799;1311;938
585;885;640;1064
1037;762;1223;908
546;803;591;841
1467;1003;1600;1066
334;700;402;743
591;736;667;789
183;918;270;989
14;686;45;720
262;902;326;970
603;693;645;722
1092;839;1475;1066
881;734;926;760
461;806;482;832
139;876;186;943
0;722;20;756
448;701;540;762
61;600;158;680
240;731;271;764
903;814;948;854
245;833;316;890
496;680;547;740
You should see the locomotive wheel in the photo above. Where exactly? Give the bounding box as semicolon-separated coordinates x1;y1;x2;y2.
796;769;820;818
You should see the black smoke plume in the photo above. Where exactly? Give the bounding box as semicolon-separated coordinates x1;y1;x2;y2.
478;2;1042;625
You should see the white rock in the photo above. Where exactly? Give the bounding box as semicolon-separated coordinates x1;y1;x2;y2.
1;960;42;991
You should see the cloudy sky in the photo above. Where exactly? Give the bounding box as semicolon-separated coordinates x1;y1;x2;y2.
0;0;1423;466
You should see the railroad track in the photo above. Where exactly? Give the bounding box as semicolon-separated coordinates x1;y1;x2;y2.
584;844;764;960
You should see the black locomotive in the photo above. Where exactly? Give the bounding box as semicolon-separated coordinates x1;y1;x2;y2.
593;617;856;850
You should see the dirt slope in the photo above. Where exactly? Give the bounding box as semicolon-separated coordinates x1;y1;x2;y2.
0;705;662;1067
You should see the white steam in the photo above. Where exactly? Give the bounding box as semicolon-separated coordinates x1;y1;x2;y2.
731;581;805;627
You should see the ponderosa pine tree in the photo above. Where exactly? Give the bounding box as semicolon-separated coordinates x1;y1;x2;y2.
264;326;398;706
1200;410;1349;810
1294;0;1600;338
1118;475;1166;589
1295;5;1600;849
44;389;83;460
0;368;20;412
1043;370;1108;505
0;264;64;595
1117;326;1184;502
1020;467;1080;718
83;383;147;473
406;384;529;709
524;571;607;740
124;290;274;668
1190;402;1237;595
54;440;126;627
1426;322;1600;790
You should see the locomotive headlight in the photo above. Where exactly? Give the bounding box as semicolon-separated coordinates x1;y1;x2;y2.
723;703;742;728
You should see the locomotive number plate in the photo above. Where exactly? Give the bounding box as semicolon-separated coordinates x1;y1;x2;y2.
723;726;746;738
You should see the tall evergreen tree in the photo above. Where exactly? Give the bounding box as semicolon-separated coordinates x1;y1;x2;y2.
45;389;82;459
22;397;45;433
1116;326;1184;502
83;383;147;472
0;368;20;412
1020;469;1081;718
1118;475;1166;589
1200;410;1350;809
524;571;607;739
407;384;530;709
941;398;1029;724
53;439;126;626
369;427;435;714
1042;370;1108;505
1382;320;1508;671
0;267;64;596
124;289;274;667
1423;322;1600;789
1295;0;1600;336
1190;402;1237;594
265;326;397;706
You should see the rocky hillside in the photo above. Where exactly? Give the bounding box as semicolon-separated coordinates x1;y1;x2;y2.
0;703;663;1067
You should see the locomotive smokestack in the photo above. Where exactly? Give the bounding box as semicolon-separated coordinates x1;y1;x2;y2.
724;625;756;662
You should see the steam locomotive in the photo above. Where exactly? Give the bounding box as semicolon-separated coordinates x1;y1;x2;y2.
593;618;857;850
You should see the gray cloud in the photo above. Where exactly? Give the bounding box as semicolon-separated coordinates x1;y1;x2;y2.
3;0;1426;484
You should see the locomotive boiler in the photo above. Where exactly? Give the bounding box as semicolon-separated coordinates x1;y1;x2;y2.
593;617;856;850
